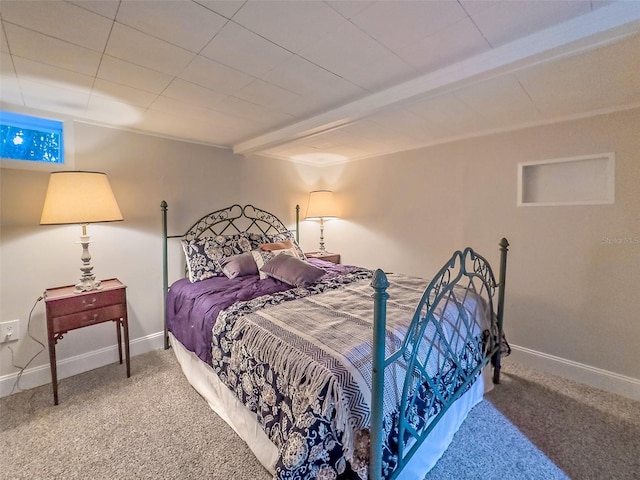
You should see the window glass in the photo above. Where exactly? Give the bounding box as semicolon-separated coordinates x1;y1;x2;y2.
1;111;64;164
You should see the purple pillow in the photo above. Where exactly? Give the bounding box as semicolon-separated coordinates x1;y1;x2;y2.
260;254;325;287
218;252;258;279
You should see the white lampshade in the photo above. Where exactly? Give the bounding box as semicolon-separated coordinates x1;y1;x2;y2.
305;190;339;219
40;171;123;225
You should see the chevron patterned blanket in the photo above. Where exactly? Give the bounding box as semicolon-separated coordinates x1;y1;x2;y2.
210;270;488;480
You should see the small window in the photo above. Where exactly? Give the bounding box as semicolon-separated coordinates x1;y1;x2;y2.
1;111;64;164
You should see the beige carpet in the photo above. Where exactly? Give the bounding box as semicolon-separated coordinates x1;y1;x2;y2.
1;349;638;479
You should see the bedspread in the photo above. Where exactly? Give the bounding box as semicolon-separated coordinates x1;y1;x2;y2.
166;259;360;365
211;272;489;480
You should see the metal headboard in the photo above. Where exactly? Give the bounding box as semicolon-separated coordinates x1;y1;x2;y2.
160;201;301;349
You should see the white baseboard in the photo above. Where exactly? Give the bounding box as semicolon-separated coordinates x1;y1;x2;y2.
509;344;640;402
0;331;165;399
4;337;639;403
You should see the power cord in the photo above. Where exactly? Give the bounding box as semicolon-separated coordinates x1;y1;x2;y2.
7;293;46;395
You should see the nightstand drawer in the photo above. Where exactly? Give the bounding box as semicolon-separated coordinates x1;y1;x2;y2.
52;303;126;333
47;288;126;317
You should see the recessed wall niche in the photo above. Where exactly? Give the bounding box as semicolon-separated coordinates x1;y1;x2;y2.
517;153;615;207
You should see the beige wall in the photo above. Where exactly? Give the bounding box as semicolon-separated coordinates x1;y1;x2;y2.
0;123;311;392
324;108;640;393
2;110;638;399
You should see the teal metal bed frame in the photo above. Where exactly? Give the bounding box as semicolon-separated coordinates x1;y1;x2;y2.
161;201;508;480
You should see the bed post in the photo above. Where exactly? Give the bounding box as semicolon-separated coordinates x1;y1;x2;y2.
369;269;389;480
295;204;300;243
493;237;509;384
161;200;170;350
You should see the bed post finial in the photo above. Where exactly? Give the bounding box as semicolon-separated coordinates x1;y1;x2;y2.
369;269;389;480
493;237;509;383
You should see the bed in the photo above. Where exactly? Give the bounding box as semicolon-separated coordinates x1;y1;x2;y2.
161;202;509;480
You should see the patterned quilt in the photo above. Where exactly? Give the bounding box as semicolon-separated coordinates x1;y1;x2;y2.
210;269;488;479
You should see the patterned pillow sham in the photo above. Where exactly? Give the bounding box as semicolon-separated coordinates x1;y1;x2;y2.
251;248;298;280
182;233;254;282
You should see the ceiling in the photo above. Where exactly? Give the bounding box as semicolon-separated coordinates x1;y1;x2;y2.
1;1;640;167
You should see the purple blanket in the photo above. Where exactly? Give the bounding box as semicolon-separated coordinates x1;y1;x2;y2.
166;259;357;365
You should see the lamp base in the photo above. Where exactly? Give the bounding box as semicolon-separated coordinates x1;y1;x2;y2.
75;278;102;293
74;230;102;293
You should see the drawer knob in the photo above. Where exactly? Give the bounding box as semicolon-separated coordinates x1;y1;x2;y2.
82;298;97;308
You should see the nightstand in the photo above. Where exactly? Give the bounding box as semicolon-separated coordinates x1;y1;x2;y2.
44;278;130;405
305;252;341;264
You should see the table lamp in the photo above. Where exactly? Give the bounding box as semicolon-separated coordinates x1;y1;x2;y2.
40;171;123;292
305;190;338;254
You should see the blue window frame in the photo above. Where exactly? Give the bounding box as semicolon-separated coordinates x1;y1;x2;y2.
1;111;64;164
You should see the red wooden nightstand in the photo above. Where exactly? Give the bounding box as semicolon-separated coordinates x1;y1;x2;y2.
44;278;130;405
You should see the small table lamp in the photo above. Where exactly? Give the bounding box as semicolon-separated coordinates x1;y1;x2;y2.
40;171;123;293
305;190;339;254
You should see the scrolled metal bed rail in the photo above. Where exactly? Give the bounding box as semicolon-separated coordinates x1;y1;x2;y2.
368;239;509;480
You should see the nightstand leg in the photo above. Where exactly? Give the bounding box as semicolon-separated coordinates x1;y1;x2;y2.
116;319;123;364
48;332;59;406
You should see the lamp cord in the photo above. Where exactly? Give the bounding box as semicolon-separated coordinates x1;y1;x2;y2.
7;294;46;395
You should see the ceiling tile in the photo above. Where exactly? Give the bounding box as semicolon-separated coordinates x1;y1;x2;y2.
0;0;112;51
234;79;301;113
97;55;174;94
299;21;412;88
92;78;158;109
458;0;501;17
516;48;605;117
178;55;255;95
195;1;245;20
335;50;416;92
1;22;9;53
260;55;364;98
408;93;491;133
12;57;95;92
161;78;228;110
68;0;120;19
3;23;102;76
18;78;90;114
397;17;490;74
116;0;227;52
105;23;196;76
369;108;453;142
84;95;145;127
148;95;214;121
231;1;347;53
469;0;592;47
213;96;295;127
325;1;375;20
0;51;22;106
349;0;468;53
200;21;293;77
454;74;543;125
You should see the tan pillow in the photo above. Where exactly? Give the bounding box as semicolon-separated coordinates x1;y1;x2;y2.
259;239;295;252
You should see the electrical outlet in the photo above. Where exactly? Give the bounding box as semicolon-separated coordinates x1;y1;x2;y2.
0;320;20;343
